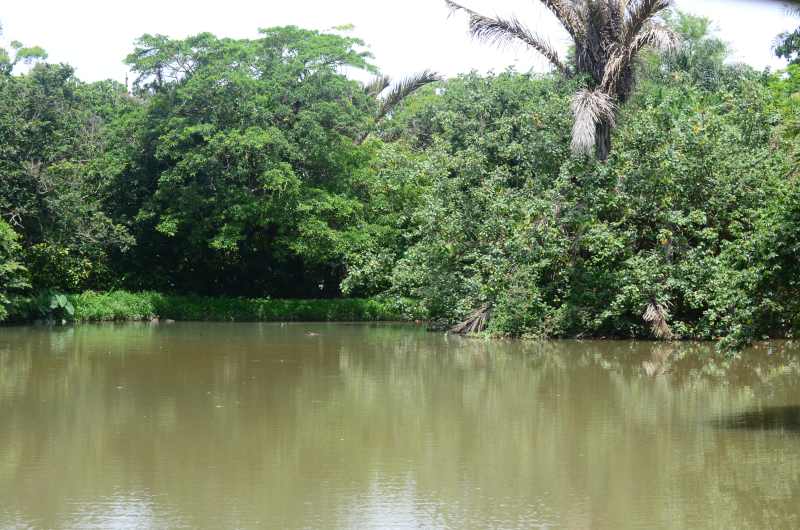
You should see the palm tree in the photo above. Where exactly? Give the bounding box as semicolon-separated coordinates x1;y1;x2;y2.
446;0;679;160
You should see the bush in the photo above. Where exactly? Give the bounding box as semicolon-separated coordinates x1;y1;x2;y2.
0;220;29;321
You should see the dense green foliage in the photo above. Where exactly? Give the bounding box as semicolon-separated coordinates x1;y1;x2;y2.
6;290;418;323
0;219;28;320
1;14;798;347
115;28;380;296
372;66;797;347
356;13;800;347
776;11;800;66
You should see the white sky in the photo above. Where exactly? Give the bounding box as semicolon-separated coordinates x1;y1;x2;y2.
0;0;797;83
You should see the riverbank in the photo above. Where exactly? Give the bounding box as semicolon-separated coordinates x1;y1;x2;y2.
5;291;423;324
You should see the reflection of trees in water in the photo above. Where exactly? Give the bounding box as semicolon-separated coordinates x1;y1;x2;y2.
716;406;800;432
0;325;799;529
326;336;800;528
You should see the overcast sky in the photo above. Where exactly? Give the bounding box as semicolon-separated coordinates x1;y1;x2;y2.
0;0;797;83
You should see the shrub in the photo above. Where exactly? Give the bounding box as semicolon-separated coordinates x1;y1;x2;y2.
0;220;29;321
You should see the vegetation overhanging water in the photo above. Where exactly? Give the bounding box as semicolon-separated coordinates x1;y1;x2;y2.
1;8;800;347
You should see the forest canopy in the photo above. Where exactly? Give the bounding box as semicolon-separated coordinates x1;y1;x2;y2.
0;13;798;348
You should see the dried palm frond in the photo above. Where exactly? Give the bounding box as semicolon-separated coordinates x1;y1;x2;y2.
643;300;673;340
450;305;492;335
540;0;585;39
624;0;672;45
377;70;441;121
600;50;626;93
631;21;680;54
570;89;616;155
445;0;570;75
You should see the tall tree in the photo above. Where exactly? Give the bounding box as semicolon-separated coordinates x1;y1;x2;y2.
0;63;135;291
446;0;678;160
119;28;382;296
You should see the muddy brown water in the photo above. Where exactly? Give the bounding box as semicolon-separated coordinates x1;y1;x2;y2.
1;323;799;529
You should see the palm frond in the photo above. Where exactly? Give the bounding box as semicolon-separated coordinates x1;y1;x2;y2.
377;70;442;121
446;0;570;75
570;88;616;155
539;0;585;39
364;75;392;98
631;21;680;54
599;50;627;94
643;300;673;340
600;19;677;95
624;0;672;45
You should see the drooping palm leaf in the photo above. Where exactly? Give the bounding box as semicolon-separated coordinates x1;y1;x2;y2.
445;0;571;75
630;21;680;55
377;70;442;121
624;0;672;45
570;89;616;155
643;300;673;340
364;75;392;98
539;0;585;39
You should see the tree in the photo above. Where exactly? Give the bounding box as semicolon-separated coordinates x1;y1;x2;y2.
386;66;792;344
118;27;382;296
445;0;678;160
0;63;136;291
655;11;728;88
0;24;47;75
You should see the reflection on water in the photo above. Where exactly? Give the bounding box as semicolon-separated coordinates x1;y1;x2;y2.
715;406;800;433
0;324;799;529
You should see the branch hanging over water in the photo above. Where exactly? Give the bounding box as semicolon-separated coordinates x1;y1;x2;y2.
450;305;491;335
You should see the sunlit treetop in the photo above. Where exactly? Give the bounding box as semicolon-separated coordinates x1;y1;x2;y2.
0;23;47;75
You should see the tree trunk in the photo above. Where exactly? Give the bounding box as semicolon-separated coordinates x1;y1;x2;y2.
595;119;612;161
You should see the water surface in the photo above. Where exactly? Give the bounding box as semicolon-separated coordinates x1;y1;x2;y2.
1;323;799;529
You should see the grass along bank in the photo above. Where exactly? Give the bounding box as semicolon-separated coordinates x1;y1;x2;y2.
5;291;422;324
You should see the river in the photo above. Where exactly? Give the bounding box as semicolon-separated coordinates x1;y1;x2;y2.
1;323;799;529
